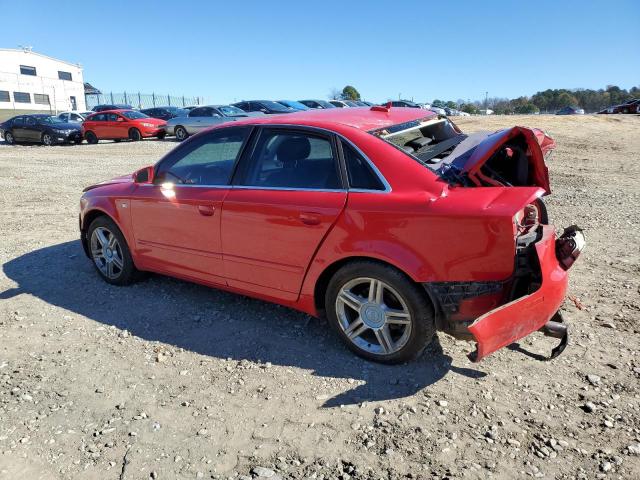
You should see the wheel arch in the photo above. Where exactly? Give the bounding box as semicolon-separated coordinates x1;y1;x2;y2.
311;255;436;318
80;208;126;258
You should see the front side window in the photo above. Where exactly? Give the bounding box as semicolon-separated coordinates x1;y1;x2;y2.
235;129;341;190
156;126;250;186
106;113;119;122
58;71;72;81
20;65;37;76
14;92;31;103
189;107;215;117
342;140;385;190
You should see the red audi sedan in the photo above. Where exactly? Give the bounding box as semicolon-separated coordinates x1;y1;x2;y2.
79;106;584;363
82;109;166;143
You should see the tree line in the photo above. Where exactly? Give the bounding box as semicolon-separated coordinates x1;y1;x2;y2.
437;85;639;114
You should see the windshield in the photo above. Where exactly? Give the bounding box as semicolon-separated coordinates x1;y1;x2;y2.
277;100;309;110
260;101;292;112
317;100;336;108
40;116;66;124
218;105;246;116
121;110;149;119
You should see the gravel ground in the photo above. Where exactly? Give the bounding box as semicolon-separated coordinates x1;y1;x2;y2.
0;115;639;480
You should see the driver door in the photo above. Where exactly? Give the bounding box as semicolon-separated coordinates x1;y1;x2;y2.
129;126;252;285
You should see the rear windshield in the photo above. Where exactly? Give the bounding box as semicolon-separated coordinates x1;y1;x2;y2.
370;117;466;171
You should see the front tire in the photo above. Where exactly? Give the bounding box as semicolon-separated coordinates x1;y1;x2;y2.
325;261;435;364
175;126;188;141
85;131;98;144
129;128;142;141
87;216;138;286
156;130;166;140
4;131;15;144
42;132;54;146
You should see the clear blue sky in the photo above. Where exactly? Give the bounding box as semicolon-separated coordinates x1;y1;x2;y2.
1;0;638;103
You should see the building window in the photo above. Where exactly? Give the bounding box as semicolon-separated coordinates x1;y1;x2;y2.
14;92;31;103
58;71;72;81
34;94;50;105
20;65;37;76
0;91;10;102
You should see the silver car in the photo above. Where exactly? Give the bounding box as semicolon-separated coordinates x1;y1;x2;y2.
164;105;262;141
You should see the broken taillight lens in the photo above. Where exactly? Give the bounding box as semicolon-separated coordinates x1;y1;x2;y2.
556;225;586;270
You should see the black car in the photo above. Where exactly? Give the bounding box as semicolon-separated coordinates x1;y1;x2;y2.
232;100;294;114
91;104;133;112
140;106;189;121
386;100;421;108
299;99;336;109
0;114;82;145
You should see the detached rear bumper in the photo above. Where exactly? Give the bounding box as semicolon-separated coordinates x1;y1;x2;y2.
467;225;584;362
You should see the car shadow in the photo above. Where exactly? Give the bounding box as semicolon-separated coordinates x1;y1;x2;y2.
2;241;486;406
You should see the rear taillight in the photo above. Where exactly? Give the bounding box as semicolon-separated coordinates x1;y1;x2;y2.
514;203;541;237
556;225;586;270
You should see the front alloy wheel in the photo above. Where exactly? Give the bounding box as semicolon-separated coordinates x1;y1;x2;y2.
87;216;140;285
42;133;53;146
175;126;188;141
90;227;124;280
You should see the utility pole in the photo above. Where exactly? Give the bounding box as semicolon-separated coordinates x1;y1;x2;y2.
485;91;488;111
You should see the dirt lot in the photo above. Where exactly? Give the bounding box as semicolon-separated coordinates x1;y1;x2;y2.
1;114;639;480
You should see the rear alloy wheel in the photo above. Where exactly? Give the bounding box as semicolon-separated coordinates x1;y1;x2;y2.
87;217;138;286
85;131;98;144
326;261;435;364
41;132;53;146
175;126;188;141
4;131;15;144
129;128;142;141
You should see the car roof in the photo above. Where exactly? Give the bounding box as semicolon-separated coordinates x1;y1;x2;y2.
225;106;436;132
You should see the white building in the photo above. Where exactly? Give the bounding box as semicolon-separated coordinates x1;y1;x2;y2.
0;47;86;113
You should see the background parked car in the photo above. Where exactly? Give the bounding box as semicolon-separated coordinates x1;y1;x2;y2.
165;105;256;141
329;100;364;108
276;100;310;111
82;110;166;144
428;106;447;115
385;100;421;108
597;98;639;114
233;100;294;114
1;114;82;145
91;104;133;112
556;106;585;115
299;99;336;109
57;111;93;123
140;106;189;121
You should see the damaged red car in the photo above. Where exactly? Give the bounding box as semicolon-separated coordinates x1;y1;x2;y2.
79;106;585;363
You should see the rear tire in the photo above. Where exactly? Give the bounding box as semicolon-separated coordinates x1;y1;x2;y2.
129;128;142;141
4;131;15;144
87;216;139;286
175;126;188;141
85;131;98;144
325;261;436;364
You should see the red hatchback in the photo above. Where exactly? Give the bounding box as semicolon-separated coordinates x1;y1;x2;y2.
82;109;166;143
79;107;584;363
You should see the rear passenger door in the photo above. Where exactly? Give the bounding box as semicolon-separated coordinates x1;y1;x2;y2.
221;127;347;301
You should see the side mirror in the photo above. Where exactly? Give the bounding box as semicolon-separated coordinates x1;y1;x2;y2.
117;117;125;122
133;166;154;184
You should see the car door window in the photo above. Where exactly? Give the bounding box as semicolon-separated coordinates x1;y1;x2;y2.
12;117;24;127
25;117;37;127
341;140;385;190
236;129;342;190
156;126;251;185
106;113;119;122
71;114;82;121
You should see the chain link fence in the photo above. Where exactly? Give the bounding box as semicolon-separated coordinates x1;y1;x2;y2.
85;92;207;110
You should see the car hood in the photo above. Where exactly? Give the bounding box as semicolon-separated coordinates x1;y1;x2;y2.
51;122;82;130
82;174;133;192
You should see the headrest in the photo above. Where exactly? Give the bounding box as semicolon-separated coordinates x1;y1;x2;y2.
276;136;311;165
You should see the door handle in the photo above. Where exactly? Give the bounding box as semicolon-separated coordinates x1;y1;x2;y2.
299;212;321;225
197;205;215;216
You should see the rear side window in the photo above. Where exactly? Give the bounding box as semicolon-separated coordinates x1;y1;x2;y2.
235;129;342;190
90;114;107;121
156;126;250;185
106;113;119;121
342;140;385;190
